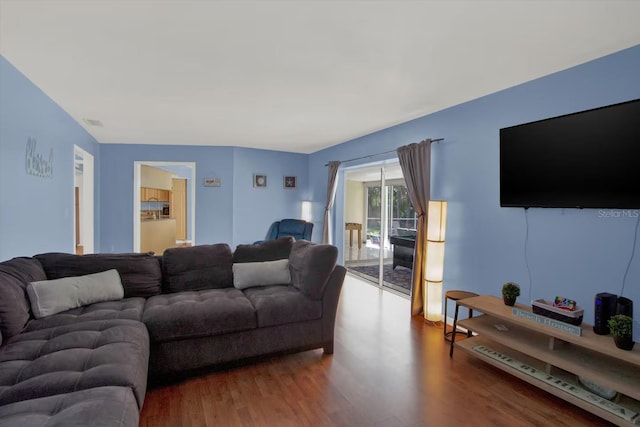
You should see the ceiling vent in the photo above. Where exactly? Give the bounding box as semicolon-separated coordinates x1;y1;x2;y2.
82;118;103;127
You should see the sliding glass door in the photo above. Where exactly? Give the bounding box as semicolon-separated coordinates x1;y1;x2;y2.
366;180;417;246
345;162;415;295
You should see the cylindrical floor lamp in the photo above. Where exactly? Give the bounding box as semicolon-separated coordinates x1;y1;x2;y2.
425;200;447;322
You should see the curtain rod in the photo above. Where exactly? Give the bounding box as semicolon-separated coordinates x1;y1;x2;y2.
325;138;444;166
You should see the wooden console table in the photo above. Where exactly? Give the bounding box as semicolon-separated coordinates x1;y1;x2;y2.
345;223;362;249
450;295;640;426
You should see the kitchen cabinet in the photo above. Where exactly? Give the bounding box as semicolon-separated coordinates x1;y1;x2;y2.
141;164;172;190
140;218;176;255
141;187;170;202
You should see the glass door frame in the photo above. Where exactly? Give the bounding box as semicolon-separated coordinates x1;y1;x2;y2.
344;161;410;295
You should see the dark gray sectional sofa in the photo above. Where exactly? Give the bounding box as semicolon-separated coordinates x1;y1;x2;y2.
0;238;346;426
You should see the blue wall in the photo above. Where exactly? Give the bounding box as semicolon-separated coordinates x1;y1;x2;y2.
309;45;640;339
232;147;310;245
99;144;309;251
1;51;312;258
100;144;235;252
0;56;101;260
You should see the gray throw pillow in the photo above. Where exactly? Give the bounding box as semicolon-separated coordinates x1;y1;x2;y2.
233;259;291;289
27;269;124;319
34;252;162;297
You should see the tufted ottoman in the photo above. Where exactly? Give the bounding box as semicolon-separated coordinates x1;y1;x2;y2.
0;319;149;408
0;386;139;427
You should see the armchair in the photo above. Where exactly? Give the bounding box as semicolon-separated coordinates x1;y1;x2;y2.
258;219;313;243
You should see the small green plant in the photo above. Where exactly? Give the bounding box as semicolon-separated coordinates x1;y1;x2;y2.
502;282;521;299
608;315;633;337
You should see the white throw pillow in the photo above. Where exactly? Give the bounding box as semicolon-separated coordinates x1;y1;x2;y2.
233;259;291;289
27;269;125;319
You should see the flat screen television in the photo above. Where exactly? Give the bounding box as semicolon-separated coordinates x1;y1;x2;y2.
500;99;640;209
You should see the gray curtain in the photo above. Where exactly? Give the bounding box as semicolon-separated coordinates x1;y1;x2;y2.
397;140;431;316
322;161;341;244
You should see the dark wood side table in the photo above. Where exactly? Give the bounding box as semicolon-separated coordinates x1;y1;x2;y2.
444;290;479;347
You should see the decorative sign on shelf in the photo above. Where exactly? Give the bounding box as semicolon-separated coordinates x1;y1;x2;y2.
512;307;582;336
25;137;53;178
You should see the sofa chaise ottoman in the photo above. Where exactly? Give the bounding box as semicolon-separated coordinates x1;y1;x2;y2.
0;237;346;426
0;386;139;427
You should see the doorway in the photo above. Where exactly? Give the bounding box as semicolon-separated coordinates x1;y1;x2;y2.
344;162;415;295
73;146;94;254
133;162;196;253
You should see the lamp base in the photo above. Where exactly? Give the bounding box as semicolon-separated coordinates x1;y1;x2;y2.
425;281;443;322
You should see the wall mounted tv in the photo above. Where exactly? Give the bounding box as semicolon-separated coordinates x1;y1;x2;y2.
500;99;640;209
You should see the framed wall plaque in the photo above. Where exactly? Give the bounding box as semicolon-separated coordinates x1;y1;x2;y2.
254;174;267;188
284;176;296;189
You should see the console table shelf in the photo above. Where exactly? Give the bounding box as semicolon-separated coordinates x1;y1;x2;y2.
451;295;640;426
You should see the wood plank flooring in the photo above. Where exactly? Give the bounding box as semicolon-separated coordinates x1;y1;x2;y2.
139;274;612;427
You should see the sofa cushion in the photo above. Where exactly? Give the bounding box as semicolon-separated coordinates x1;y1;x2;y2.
289;241;338;299
27;269;124;319
233;237;294;263
233;259;291;289
25;298;146;332
0;319;149;408
34;252;162;298
0;386;139;427
143;288;256;342
243;285;322;327
0;258;47;342
162;244;233;293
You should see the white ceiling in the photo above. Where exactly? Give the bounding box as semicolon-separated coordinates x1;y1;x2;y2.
1;1;639;154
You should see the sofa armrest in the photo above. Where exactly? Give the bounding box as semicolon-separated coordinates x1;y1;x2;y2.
289;241;337;299
320;265;346;354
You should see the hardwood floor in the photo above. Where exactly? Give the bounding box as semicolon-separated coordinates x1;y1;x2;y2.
139;274;612;427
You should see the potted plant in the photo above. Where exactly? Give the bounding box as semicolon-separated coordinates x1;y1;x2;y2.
502;282;520;306
608;315;635;351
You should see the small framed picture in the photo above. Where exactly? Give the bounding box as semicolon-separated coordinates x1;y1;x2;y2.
254;174;267;188
284;176;297;189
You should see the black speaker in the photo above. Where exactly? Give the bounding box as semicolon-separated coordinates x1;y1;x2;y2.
594;293;618;335
617;297;634;318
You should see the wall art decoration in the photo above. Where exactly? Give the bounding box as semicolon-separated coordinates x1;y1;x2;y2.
25;137;54;178
284;176;297;189
254;174;267;188
203;177;221;187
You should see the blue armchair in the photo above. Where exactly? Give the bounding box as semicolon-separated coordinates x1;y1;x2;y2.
259;219;313;243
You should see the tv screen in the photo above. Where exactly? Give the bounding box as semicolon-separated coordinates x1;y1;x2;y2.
500;99;640;209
